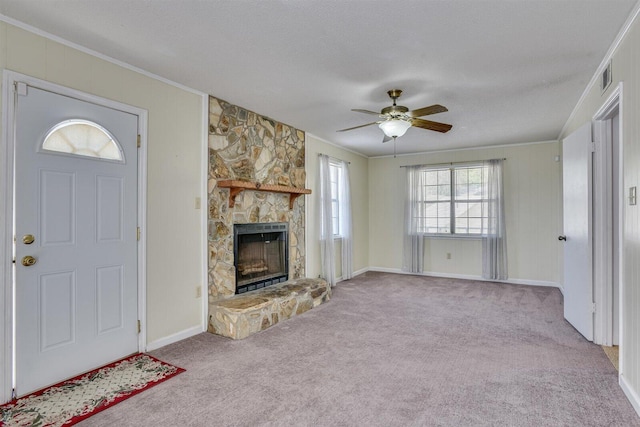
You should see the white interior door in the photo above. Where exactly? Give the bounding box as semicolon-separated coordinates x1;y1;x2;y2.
562;122;594;341
14;84;139;396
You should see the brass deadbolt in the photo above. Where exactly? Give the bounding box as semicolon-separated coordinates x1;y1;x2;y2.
21;256;37;267
22;234;35;245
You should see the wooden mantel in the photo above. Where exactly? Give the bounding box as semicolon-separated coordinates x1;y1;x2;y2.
217;180;312;209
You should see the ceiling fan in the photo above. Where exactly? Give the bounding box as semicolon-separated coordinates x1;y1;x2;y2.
337;89;452;142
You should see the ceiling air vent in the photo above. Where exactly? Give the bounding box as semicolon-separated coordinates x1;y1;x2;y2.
601;61;612;93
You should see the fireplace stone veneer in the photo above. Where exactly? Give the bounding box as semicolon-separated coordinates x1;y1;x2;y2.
207;96;320;340
207;95;306;301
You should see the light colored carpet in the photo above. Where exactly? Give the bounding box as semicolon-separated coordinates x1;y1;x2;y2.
79;272;640;426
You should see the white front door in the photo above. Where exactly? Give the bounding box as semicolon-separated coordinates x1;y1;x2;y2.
14;84;139;396
562;122;594;341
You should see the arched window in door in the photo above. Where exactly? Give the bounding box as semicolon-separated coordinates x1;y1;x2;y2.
42;119;124;162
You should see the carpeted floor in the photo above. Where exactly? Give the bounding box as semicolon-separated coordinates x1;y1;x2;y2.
79;272;640;426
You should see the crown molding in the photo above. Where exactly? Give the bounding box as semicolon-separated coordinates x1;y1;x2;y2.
0;14;207;97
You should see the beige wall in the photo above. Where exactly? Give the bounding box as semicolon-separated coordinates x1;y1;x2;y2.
305;135;369;279
0;22;205;345
560;6;640;412
368;142;562;286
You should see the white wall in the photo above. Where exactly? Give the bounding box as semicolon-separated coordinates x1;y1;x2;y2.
0;22;205;346
368;142;562;286
305;134;369;279
560;4;640;414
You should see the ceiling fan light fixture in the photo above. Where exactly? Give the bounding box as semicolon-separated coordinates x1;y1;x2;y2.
378;119;412;138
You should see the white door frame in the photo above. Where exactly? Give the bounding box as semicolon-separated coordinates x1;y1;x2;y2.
0;71;148;402
592;83;623;351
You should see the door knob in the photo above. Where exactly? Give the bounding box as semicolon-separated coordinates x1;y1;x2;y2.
558;236;567;241
21;256;37;267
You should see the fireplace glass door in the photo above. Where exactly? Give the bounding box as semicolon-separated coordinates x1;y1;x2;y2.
234;223;288;294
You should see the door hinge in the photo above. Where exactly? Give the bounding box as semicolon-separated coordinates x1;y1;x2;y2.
137;134;141;148
137;320;141;334
591;302;596;313
11;388;16;400
137;227;141;241
590;142;596;153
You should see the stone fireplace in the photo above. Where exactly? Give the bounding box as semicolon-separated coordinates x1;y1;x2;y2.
207;96;306;300
234;222;288;294
207;96;331;339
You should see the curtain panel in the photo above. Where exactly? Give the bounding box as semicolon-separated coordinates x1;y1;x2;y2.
340;161;354;281
318;154;336;286
481;159;508;280
402;165;425;273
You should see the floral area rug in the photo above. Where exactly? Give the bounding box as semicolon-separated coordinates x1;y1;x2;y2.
0;353;185;426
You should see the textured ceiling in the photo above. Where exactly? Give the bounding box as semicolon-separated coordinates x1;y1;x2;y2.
0;0;637;156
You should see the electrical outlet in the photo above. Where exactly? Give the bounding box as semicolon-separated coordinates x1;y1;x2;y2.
196;286;202;298
195;197;201;209
446;253;452;260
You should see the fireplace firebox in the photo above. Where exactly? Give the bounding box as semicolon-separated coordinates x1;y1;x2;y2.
233;222;288;294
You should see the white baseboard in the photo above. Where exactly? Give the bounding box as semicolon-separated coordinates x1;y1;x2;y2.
336;267;370;283
620;374;640;417
145;325;203;352
503;277;562;289
366;266;561;289
352;267;369;277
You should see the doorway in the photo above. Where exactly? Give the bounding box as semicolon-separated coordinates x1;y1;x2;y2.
1;72;148;401
593;84;622;351
560;85;622;352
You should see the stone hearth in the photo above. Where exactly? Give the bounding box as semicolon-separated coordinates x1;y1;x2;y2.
208;278;330;339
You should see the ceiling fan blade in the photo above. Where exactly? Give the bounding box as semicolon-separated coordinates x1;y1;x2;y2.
409;104;448;118
337;122;378;132
382;135;392;143
411;118;453;133
352;109;384;116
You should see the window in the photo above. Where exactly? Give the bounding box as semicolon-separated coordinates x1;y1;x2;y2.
42;119;124;161
329;161;343;236
417;164;488;236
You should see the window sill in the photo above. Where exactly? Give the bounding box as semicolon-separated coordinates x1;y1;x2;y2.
422;234;483;241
